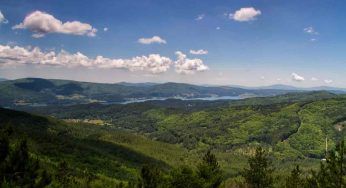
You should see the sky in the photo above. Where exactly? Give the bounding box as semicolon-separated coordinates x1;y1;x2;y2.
0;0;346;87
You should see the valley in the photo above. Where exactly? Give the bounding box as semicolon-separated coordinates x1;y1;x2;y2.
0;78;345;187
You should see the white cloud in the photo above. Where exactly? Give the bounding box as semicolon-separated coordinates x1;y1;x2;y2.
311;77;318;81
0;11;8;24
260;76;265;80
291;73;305;82
310;38;317;42
0;44;172;74
174;51;209;74
324;79;333;84
230;7;261;22
304;26;319;35
195;14;205;21
103;27;108;32
13;11;97;38
138;36;166;44
216;26;221;30
189;49;208;55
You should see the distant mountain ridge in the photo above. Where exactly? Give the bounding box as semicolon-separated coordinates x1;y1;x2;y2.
230;84;346;92
0;77;345;107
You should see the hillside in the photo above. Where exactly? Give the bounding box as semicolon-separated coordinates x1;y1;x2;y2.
0;78;299;107
1;92;345;186
24;91;345;159
0;107;197;186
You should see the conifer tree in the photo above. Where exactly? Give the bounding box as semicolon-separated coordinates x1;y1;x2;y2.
197;150;223;188
242;147;274;188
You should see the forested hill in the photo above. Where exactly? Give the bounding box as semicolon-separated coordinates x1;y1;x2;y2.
0;107;198;186
0;78;302;107
23;91;345;159
1;92;345;187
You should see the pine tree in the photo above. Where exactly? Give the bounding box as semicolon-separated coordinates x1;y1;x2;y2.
242;147;274;188
197;150;223;188
3;139;51;187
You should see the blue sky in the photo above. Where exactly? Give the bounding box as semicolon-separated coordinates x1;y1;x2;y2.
0;0;345;87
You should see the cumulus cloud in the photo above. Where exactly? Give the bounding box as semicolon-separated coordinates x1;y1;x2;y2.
304;26;319;35
324;79;333;84
230;7;261;22
190;49;208;55
13;11;97;38
291;73;305;82
216;26;221;30
103;27;108;32
138;36;166;44
0;44;172;74
195;14;205;21
174;51;209;74
0;11;8;24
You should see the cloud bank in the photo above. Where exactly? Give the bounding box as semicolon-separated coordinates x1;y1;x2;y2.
0;44;171;73
230;7;261;22
13;11;97;38
138;36;166;44
0;44;209;74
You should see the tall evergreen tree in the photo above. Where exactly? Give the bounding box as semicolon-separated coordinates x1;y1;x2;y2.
242;147;274;188
197;150;223;188
3;139;51;187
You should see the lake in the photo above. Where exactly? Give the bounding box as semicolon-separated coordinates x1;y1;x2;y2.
117;96;243;104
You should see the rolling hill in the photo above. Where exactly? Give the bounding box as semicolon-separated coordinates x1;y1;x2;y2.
0;78;300;107
0;107;198;186
1;91;345;187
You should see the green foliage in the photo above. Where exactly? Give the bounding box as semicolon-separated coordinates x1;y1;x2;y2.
1;91;346;187
138;164;166;188
242;147;274;188
285;165;304;188
197;151;223;188
306;141;345;188
0;135;51;187
169;166;202;188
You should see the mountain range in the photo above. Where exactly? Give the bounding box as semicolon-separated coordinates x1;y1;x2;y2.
1;77;345;108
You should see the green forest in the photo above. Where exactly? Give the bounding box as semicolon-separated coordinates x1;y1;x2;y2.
0;90;345;187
